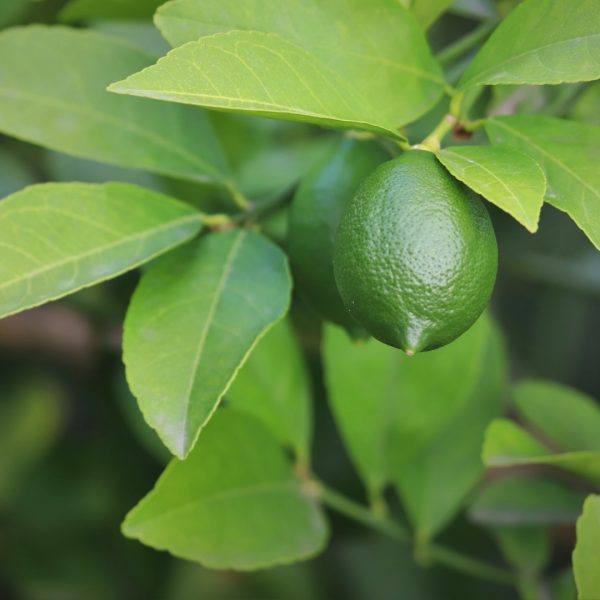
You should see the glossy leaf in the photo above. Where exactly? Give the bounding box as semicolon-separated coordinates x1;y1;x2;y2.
573;495;600;600
0;183;202;320
437;145;546;232
61;0;165;21
227;319;312;461
486;116;600;249
482;419;600;485
112;0;445;138
394;317;506;540
469;476;585;525
0;26;230;184
411;0;454;29
123;410;328;569
460;0;600;89
123;230;292;458
513;380;600;452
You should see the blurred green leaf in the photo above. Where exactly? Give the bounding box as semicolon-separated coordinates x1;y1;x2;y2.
123;230;292;458
61;0;165;21
573;495;600;600
394;317;506;540
411;0;454;29
570;83;600;126
469;476;585;525
437;145;546;232
111;0;445;138
460;0;600;89
0;377;65;507
0;0;30;28
227;319;312;462
482;419;600;485
549;570;577;600
486;116;600;250
323;314;498;515
123;410;328;569
0;146;34;198
513;379;600;452
0;182;202;319
0;26;230;185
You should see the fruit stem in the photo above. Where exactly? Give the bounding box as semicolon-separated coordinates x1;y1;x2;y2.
414;113;458;152
224;180;253;211
315;481;518;587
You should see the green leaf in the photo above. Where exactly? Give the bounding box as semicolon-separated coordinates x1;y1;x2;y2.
411;0;454;29
486;116;600;249
513;380;600;452
0;377;66;507
111;0;445;138
227;319;312;462
493;526;550;574
482;419;600;485
394;317;506;540
469;476;585;525
450;0;498;20
0;26;230;185
460;0;600;89
322;326;400;495
122;410;328;569
123;230;292;458
437;145;546;232
323;313;498;512
0;0;29;27
0;182;201;320
573;495;600;600
61;0;165;21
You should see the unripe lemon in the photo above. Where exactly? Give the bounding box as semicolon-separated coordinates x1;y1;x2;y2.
288;138;388;332
333;150;497;353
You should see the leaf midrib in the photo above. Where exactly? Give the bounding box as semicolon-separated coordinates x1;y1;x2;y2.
463;32;600;86
179;230;247;451
0;212;201;312
0;88;226;183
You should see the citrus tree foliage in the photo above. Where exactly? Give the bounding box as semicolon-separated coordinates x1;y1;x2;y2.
0;0;599;597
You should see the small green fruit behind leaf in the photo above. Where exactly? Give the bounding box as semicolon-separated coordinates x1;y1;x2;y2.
333;150;497;354
287;137;388;332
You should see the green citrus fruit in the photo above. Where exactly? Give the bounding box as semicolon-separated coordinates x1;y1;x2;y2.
287;138;388;331
333;150;497;354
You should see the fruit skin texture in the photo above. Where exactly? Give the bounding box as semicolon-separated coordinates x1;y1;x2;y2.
333;150;498;353
288;138;388;331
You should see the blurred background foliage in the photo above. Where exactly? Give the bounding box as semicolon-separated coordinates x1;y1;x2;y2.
0;0;598;598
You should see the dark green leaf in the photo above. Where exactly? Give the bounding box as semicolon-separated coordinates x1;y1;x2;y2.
460;0;600;89
111;0;445;138
0;26;230;184
227;319;312;462
493;526;550;574
122;410;328;569
0;183;202;319
123;230;292;458
486;116;600;249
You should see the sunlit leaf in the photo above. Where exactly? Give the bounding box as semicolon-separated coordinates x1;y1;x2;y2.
0;182;202;320
123;410;328;569
123;230;292;458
